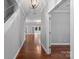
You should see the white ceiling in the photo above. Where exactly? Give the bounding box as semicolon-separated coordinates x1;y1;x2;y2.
20;0;46;14
16;0;70;21
18;0;47;20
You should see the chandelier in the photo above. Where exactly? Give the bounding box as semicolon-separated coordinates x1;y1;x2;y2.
31;0;39;9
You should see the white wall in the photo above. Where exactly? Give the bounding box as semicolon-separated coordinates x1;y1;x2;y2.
41;12;47;53
27;25;33;34
41;6;51;54
4;8;26;59
49;12;70;44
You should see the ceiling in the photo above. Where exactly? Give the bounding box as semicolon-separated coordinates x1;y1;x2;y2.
18;0;47;20
20;0;46;13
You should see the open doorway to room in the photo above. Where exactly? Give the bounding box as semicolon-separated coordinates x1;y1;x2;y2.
16;20;45;59
23;19;42;47
34;26;41;45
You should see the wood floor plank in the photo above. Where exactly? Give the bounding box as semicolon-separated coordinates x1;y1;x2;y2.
16;34;70;59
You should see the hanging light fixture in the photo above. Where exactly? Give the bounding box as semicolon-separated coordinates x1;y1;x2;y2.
31;0;39;9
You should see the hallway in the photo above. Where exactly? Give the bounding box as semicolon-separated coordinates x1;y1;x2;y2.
4;0;72;59
16;34;70;59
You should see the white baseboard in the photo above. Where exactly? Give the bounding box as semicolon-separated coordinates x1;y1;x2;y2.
50;43;70;46
41;44;50;55
25;33;34;35
13;37;26;59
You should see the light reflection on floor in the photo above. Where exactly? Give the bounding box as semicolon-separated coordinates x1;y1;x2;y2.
16;34;70;59
36;46;41;54
34;32;41;45
34;32;41;55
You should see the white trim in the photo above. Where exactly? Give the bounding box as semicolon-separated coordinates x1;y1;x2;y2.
70;0;74;59
24;32;27;35
26;33;34;35
50;43;70;46
53;10;70;13
13;37;26;59
25;20;41;23
48;0;62;13
41;43;50;55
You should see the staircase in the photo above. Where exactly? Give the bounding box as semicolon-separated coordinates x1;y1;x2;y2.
48;0;62;13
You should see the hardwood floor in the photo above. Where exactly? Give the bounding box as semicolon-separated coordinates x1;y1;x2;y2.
16;34;70;59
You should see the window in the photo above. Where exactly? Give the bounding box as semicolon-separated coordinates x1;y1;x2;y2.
4;0;17;23
35;27;37;31
39;27;41;31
